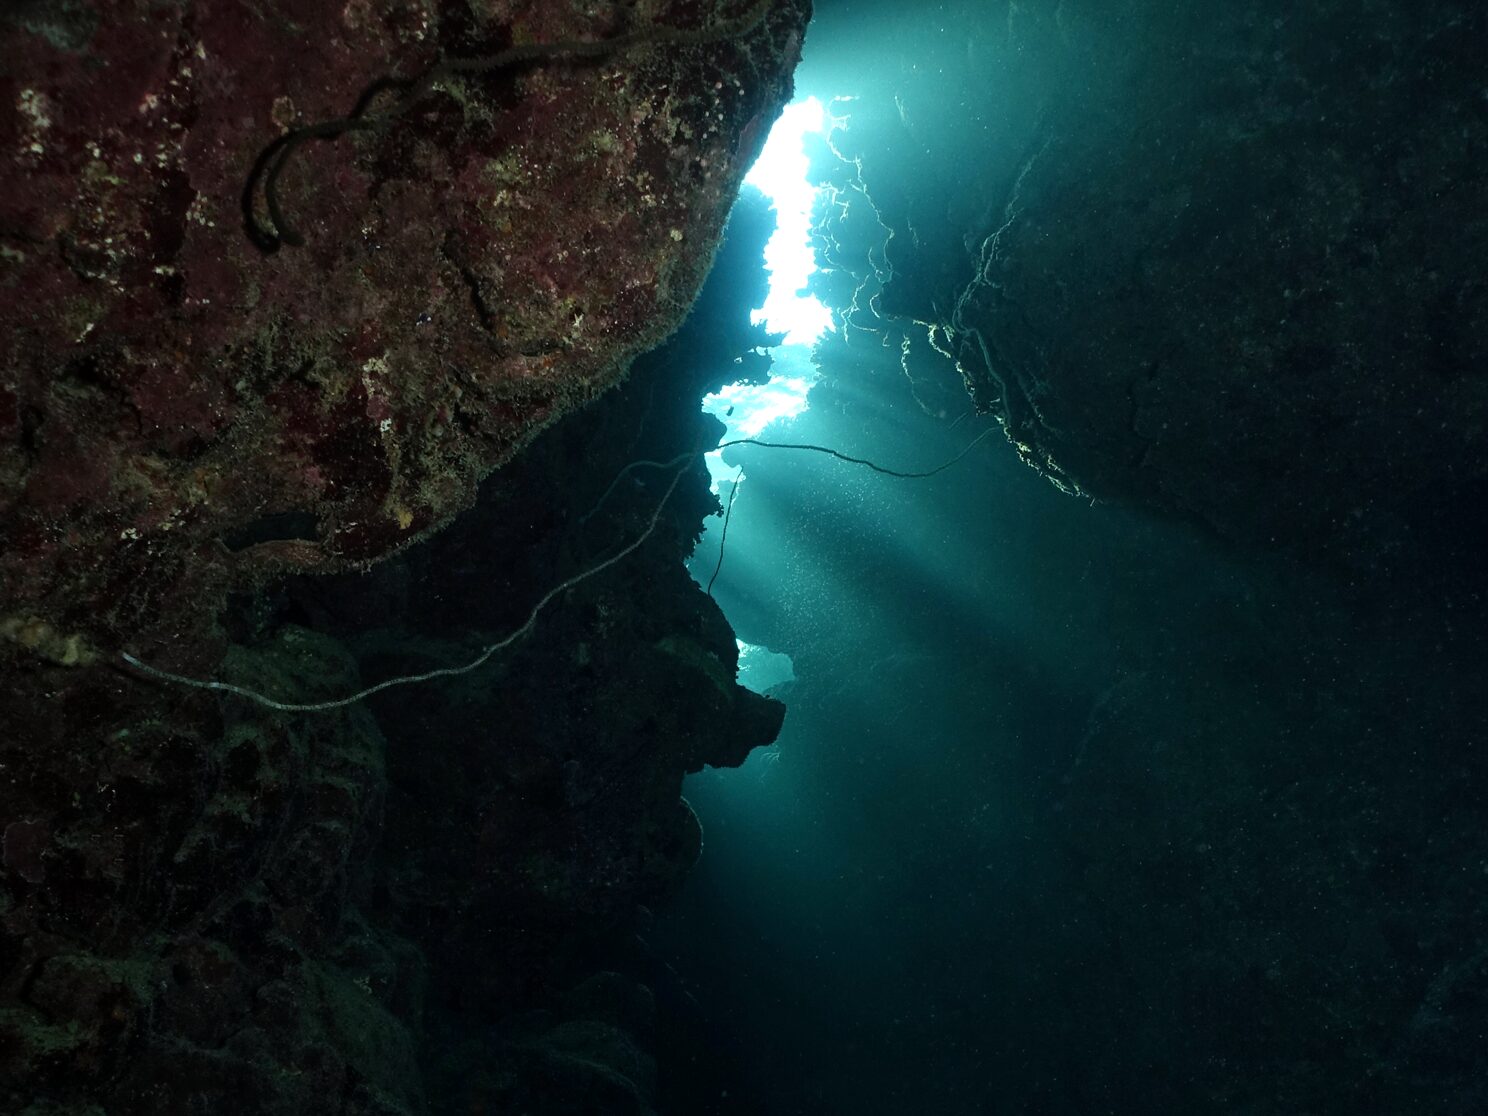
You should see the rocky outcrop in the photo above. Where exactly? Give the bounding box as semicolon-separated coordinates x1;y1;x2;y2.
0;0;798;1103
0;186;788;1113
1;0;805;661
808;0;1487;574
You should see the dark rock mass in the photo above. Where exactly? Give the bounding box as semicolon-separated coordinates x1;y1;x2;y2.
3;0;1486;1113
807;0;1487;577
0;1;799;1109
0;0;803;656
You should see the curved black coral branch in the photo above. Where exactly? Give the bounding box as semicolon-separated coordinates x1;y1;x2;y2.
241;0;777;254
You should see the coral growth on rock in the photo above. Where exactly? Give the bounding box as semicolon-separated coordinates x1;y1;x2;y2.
0;1;801;1109
1;0;804;659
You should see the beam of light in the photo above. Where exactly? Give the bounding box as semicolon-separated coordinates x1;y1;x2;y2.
698;99;835;482
736;639;796;695
702;345;818;492
691;98;836;645
704;370;816;439
744;97;833;346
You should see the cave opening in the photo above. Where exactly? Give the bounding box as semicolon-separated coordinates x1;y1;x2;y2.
3;2;1486;1115
650;2;1488;1114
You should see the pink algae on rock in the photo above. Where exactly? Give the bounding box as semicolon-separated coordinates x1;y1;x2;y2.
0;0;808;657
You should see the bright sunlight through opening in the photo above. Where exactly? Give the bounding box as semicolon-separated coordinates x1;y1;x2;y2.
702;97;832;478
744;96;833;346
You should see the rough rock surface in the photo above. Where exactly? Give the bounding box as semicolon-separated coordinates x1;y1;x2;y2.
0;188;787;1114
0;0;804;662
808;0;1488;573
0;0;797;1105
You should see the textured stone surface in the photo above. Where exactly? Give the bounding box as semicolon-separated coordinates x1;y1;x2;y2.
0;1;797;1104
0;192;787;1112
0;627;422;1113
0;0;805;662
808;0;1488;572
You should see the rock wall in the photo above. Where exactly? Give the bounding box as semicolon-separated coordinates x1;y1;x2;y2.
807;0;1487;575
1;0;805;659
0;0;801;1105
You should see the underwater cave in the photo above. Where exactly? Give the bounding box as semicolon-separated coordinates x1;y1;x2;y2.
2;1;1486;1113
